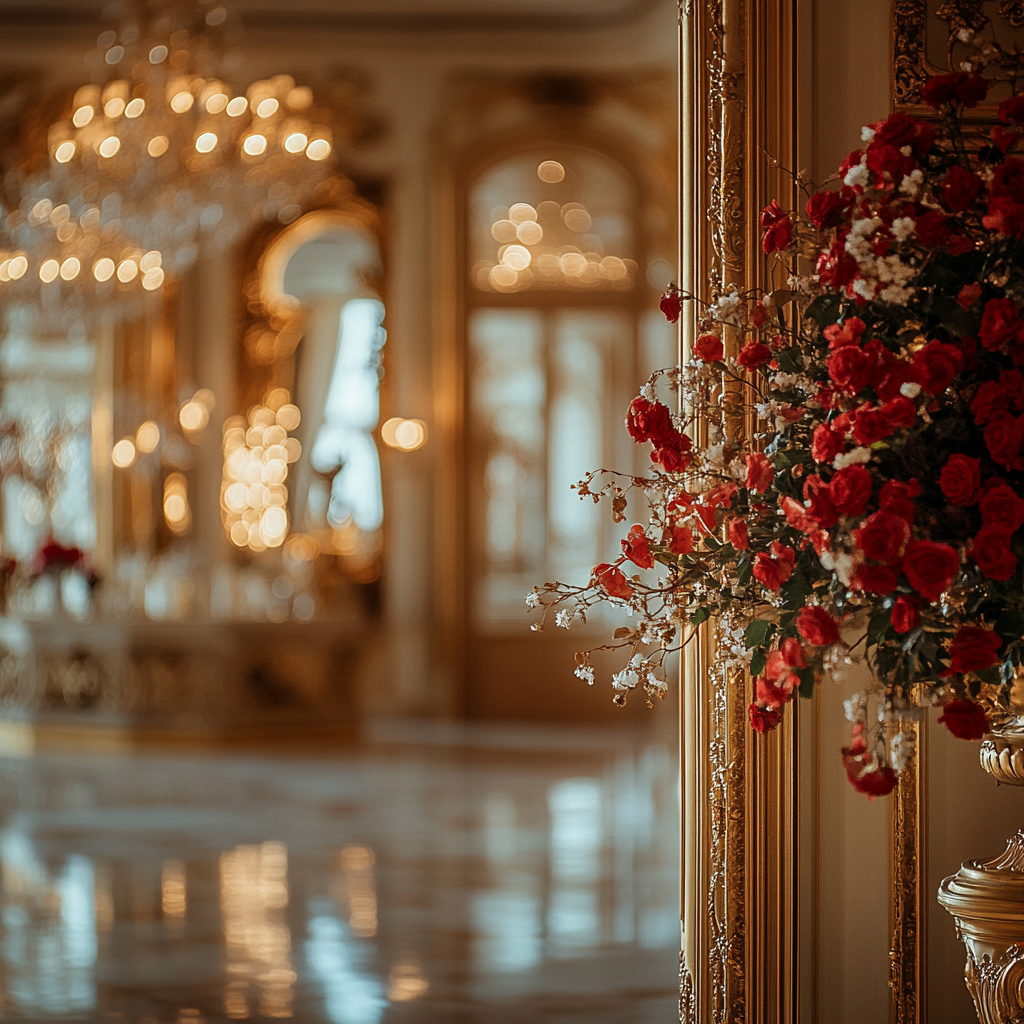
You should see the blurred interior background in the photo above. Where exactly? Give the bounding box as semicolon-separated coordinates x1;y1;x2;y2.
0;0;679;1020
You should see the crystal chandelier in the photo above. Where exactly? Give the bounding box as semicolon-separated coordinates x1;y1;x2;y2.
0;0;336;329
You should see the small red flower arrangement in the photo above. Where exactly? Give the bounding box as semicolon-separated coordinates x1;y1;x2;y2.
529;72;1024;796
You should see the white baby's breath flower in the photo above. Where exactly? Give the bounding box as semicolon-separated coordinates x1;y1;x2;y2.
852;278;877;302
574;664;595;686
525;591;540;608
844;160;871;190
833;446;872;469
891;217;916;243
555;609;573;629
844;693;867;723
900;381;922;398
639;382;656;403
860;125;876;142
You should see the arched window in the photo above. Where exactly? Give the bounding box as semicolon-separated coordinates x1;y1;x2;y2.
466;146;673;627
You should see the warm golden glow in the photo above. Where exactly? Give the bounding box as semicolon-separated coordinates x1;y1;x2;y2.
59;257;80;281
195;131;218;153
104;97;125;119
243;134;267;156
381;417;427;451
337;844;377;937
125;97;145;118
111;438;136;468
255;97;279;118
136;420;160;453
205;92;229;114
39;259;59;284
163;473;191;534
490;219;517;243
283;132;307;154
226;96;248;117
54;141;76;164
516;220;543;245
93;257;115;282
147;135;169;157
161;860;187;917
179;401;209;433
98;135;121;158
116;259;138;283
142;267;165;291
31;199;52;222
501;244;531;271
149;44;168;64
170;90;194;114
7;255;28;280
562;203;592;232
72;105;93;128
305;138;330;161
387;961;430;1002
537;159;565;182
275;404;300;431
509;202;537;224
139;251;162;272
50;204;70;225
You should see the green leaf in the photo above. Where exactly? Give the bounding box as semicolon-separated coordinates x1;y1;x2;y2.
779;573;812;611
867;604;891;647
744;617;775;649
797;668;815;699
977;666;1001;686
689;606;710;627
749;649;767;677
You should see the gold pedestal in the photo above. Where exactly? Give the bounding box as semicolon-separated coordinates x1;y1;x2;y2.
939;726;1024;1024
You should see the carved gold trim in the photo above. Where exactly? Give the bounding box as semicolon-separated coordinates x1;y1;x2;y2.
889;722;927;1024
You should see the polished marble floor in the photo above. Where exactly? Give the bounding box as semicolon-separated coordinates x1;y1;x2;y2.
0;720;679;1023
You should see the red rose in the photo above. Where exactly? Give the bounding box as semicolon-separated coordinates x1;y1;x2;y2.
659;288;681;323
811;423;845;464
842;746;898;798
737;340;772;369
972;527;1017;580
879;479;921;523
953;73;990;107
912;339;962;395
980;298;1023;353
902;540;960;600
726;518;748;550
948;626;1003;675
622;525;654;569
869;111;934;156
941;164;982;212
593;562;632;599
781;495;814;533
824;317;866;349
806;190;846;229
972;381;1008;424
780;636;806;668
753;545;794;592
1002;369;1024;408
829;465;873;516
854;511;910;565
796;606;840;647
938;699;990;740
803;475;838;528
914;210;951;248
891;594;921;633
761;200;794;253
984;195;1024;238
668;525;694;554
852;404;895;446
652;445;693;473
980;484;1024;533
828;345;874;394
816;241;859;288
694;333;724;361
920;74;959;107
852;563;898;595
756;676;792;710
1000;94;1024;124
745;452;774;493
939;453;981;506
992;159;1024;202
995;124;1024;154
984;411;1024;467
626;397;675;445
879;396;917;431
749;703;783;734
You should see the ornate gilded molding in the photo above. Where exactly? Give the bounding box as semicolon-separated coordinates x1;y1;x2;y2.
889;729;926;1024
939;831;1024;1024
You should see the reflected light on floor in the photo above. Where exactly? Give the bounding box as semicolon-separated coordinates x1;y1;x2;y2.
336;843;378;938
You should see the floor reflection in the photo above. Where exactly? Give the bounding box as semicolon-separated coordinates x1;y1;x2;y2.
0;722;678;1022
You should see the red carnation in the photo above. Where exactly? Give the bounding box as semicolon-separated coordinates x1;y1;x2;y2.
972;527;1017;580
752;543;795;592
694;333;724;362
660;288;681;324
652;444;693;473
941;164;982;212
842;747;898;799
760;200;794;254
745;452;774;493
854;511;910;566
1000;94;1024;124
948;626;1002;675
737;340;772;369
796;606;840;647
922;73;988;108
622;525;654;569
593;562;632;599
803;475;838;529
938;699;990;740
939;453;981;506
749;703;784;734
668;525;694;554
891;594;921;633
980;484;1024;533
824;317;866;349
828;345;875;395
902;540;960;601
626;397;675;445
958;282;982;309
726;518;748;550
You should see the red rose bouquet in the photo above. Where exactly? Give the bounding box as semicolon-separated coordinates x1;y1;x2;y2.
529;72;1024;797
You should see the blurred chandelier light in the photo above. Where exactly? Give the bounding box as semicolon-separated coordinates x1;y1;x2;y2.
0;0;335;326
